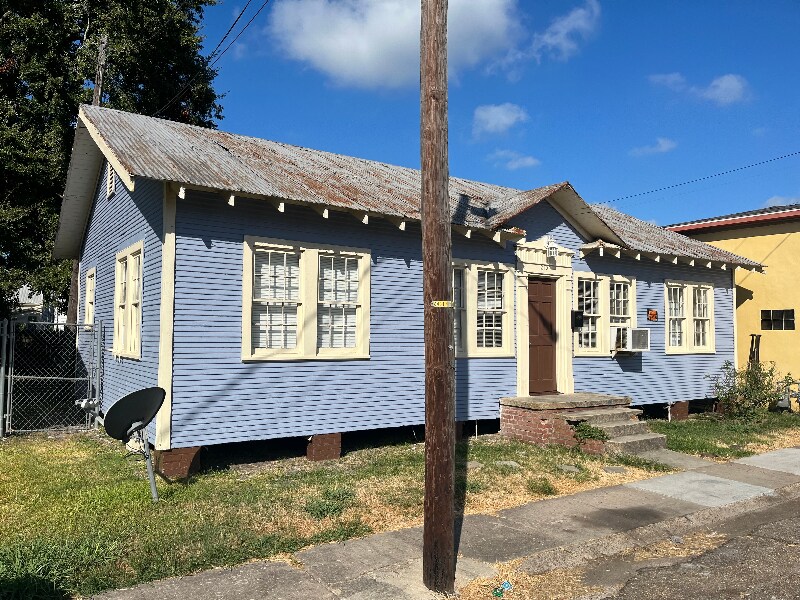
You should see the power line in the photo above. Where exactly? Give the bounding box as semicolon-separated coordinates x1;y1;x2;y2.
153;0;271;118
207;0;254;60
602;149;800;206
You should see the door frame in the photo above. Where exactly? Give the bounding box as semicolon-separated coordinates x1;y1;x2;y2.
515;238;574;396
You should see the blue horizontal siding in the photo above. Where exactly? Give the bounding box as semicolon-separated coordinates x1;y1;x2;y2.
79;167;162;440
510;201;736;405
170;196;516;448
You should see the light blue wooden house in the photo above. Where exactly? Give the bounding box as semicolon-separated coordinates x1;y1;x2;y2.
55;106;758;463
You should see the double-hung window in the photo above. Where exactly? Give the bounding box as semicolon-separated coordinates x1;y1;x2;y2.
252;248;300;350
451;261;513;357
574;273;637;355
452;267;467;353
242;237;370;360
84;267;96;326
665;281;715;353
576;277;601;351
317;254;360;349
113;241;143;358
477;270;505;348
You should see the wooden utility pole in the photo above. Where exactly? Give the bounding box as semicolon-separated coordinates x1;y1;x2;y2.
420;0;455;593
68;34;107;324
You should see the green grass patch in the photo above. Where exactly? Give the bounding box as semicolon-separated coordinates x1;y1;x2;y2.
526;476;557;496
304;487;356;519
0;430;668;599
648;412;800;459
609;453;673;472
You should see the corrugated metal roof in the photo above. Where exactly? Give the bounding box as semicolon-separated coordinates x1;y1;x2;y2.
59;105;758;268
80;104;543;230
592;204;760;267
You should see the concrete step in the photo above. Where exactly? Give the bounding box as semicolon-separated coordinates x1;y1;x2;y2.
562;407;643;425
596;420;651;438
605;432;667;454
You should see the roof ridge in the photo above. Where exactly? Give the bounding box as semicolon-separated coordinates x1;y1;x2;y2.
667;203;800;228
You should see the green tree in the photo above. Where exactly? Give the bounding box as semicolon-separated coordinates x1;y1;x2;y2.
0;0;223;319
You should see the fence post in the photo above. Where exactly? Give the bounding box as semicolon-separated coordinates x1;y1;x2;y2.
0;319;8;437
94;320;103;422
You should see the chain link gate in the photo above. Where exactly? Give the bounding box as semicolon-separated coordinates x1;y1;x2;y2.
0;320;103;435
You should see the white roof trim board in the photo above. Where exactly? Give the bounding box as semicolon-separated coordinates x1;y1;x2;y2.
54;105;759;271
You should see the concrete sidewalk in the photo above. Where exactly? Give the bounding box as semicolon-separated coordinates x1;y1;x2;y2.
94;448;800;599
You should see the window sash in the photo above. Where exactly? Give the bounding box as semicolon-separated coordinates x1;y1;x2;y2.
476;270;504;348
317;254;360;349
453;267;466;352
577;279;600;348
114;246;142;357
251;249;301;351
609;281;630;325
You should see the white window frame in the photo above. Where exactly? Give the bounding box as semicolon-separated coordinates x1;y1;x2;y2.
664;280;715;354
242;236;370;361
573;272;637;357
113;241;143;359
452;266;467;355
452;259;514;358
83;267;96;326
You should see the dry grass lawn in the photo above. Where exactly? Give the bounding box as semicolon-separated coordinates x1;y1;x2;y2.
0;430;671;599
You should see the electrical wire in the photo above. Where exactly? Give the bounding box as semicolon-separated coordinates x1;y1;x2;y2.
153;0;271;118
602;150;800;206
207;0;254;60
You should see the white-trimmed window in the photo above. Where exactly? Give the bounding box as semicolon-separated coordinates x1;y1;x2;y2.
665;281;715;354
113;241;143;358
317;254;360;349
106;164;116;199
451;260;514;357
252;248;300;350
574;273;637;356
452;267;467;353
577;278;601;350
477;270;505;348
83;267;96;326
242;236;370;361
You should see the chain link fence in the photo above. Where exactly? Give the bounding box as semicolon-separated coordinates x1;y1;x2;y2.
1;320;102;435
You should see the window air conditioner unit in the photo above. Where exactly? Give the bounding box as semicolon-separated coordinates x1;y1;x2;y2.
611;326;650;352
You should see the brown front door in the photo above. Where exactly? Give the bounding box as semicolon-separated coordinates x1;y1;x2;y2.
528;278;557;395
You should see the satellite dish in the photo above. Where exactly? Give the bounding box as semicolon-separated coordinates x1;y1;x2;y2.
104;387;166;502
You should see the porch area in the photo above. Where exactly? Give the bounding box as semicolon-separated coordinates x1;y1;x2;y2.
499;392;666;454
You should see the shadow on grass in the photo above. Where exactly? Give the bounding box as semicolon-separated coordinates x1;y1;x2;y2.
0;575;70;600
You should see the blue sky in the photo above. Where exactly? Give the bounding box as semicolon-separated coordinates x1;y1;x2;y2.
198;0;800;225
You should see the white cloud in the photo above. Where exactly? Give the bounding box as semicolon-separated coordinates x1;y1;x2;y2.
764;195;800;208
648;72;686;91
268;0;521;89
629;137;677;157
697;74;749;106
489;149;541;170
472;103;529;137
530;0;601;62
752;127;767;137
649;72;750;106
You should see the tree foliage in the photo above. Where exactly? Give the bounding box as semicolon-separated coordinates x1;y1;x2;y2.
0;0;222;318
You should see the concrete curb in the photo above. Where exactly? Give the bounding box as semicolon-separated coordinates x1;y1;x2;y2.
519;481;800;574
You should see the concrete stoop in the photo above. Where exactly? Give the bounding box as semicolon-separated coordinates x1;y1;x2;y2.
500;393;666;455
565;406;668;454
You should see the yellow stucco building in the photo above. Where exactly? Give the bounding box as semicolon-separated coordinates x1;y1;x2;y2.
669;204;800;379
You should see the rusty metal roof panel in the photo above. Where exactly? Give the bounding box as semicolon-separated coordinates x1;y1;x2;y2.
592;204;760;267
80;105;523;229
